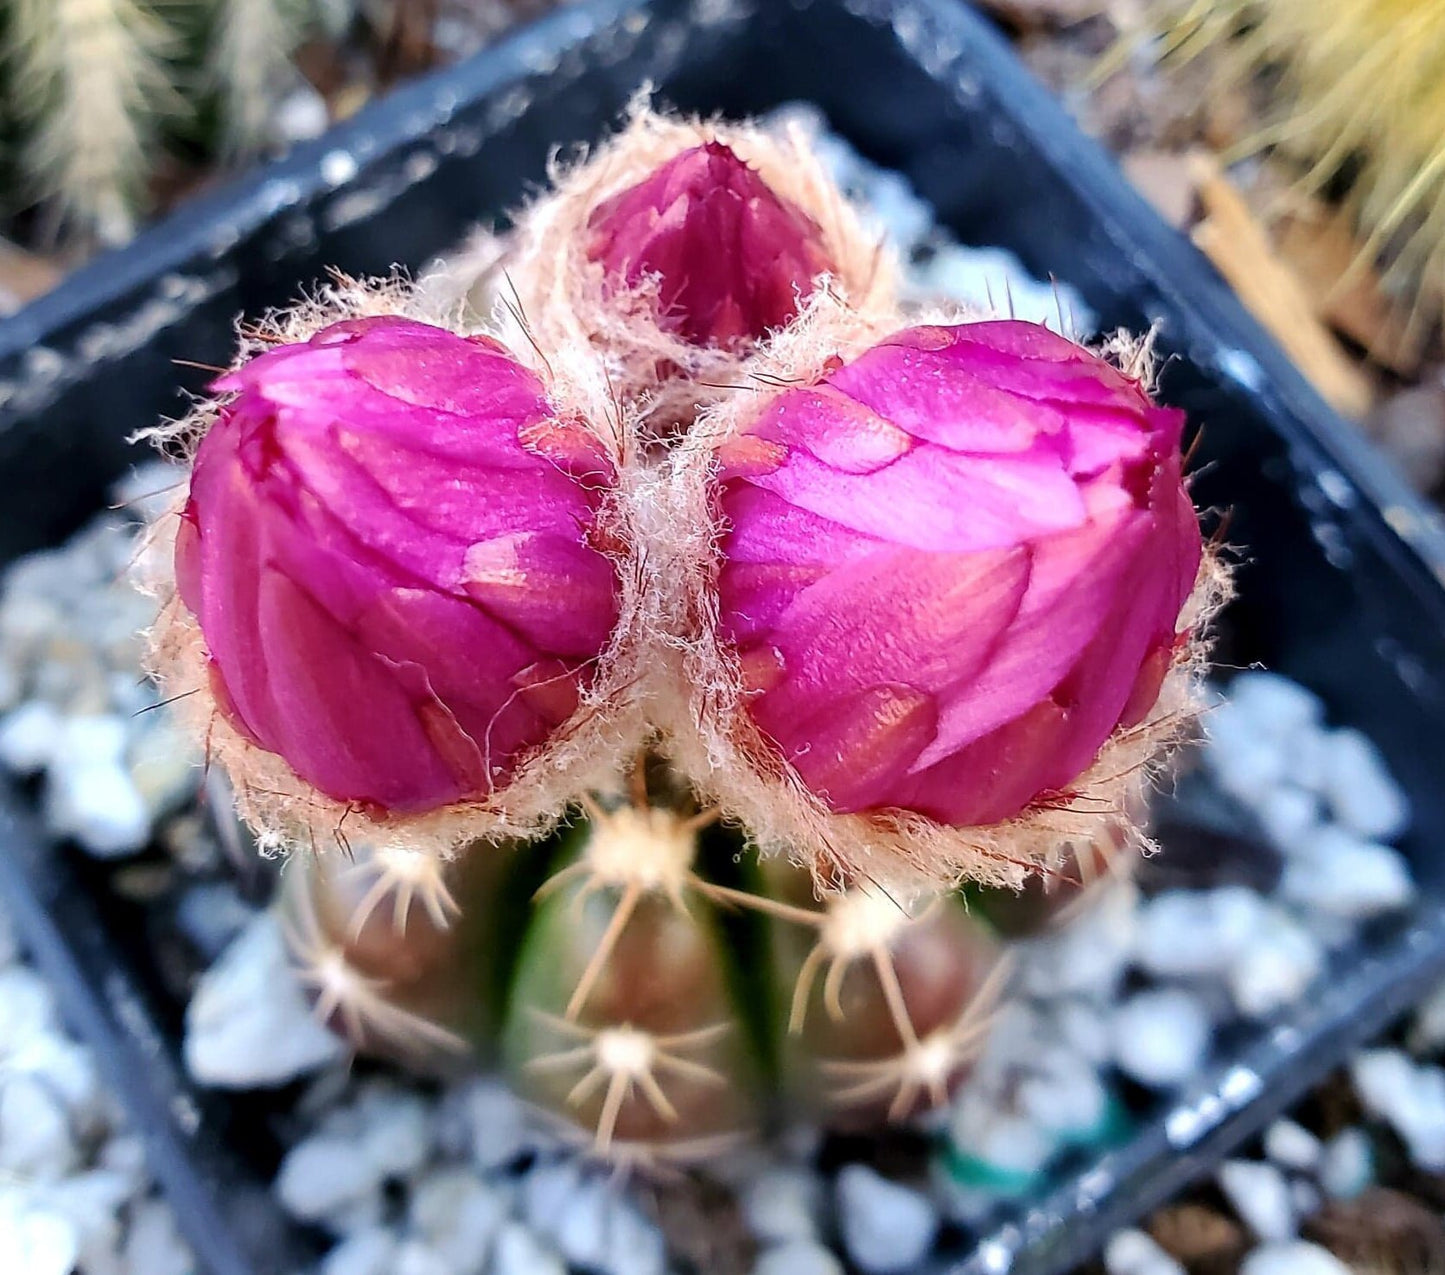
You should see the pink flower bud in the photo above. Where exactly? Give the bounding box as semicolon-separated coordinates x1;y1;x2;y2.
176;316;619;815
585;140;832;348
716;320;1202;827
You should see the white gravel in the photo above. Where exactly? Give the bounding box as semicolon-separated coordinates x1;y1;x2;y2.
0;899;193;1275
836;1164;940;1275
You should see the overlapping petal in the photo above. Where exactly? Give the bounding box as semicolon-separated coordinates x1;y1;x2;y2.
716;320;1202;825
177;316;620;815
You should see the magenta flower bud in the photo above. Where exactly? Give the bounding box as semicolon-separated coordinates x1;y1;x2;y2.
175;316;619;816
716;320;1202;827
585;140;832;348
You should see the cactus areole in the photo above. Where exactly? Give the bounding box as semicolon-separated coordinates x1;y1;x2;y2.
145;106;1215;1163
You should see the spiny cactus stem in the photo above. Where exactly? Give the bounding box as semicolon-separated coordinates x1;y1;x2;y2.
542;793;720;1020
523;1009;730;1153
816;951;1015;1120
341;844;461;938
283;867;467;1055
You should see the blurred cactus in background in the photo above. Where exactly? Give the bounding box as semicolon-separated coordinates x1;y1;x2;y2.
142;106;1218;1164
1149;0;1445;330
0;0;553;256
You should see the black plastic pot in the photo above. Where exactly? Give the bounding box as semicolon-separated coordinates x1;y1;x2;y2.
4;2;1445;1273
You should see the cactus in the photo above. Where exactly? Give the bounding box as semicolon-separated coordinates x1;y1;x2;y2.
1147;0;1445;326
0;2;549;251
142;104;1223;1162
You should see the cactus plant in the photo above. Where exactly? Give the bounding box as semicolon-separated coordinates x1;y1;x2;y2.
140;105;1224;1161
1;0;315;247
1148;0;1445;326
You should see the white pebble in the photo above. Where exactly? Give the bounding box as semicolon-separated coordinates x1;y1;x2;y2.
0;701;62;774
1263;1119;1322;1173
740;1167;823;1244
1239;1241;1352;1275
409;1168;506;1275
45;759;150;858
1256;787;1322;855
184;912;344;1087
1217;1159;1295;1241
753;1240;845;1275
273;87;329;143
36;1170;131;1270
121;1198;193;1275
0;1075;81;1180
492;1222;565;1275
1319;1127;1372;1200
522;1160;585;1240
356;1086;434;1178
525;1163;665;1275
948;1084;1058;1180
0;903;16;969
1134;888;1264;978
4;1034;105;1136
453;1076;533;1171
1290;1178;1323;1220
1226;910;1322;1019
1202;700;1290;806
0;1195;79;1275
127;723;201;821
1103;1228;1185;1275
906;243;1093;332
1111;989;1211;1089
1350;1049;1445;1170
56;714;127;764
274;1135;382;1222
393;1240;452;1275
1016;1049;1109;1145
0;966;59;1049
1053;999;1113;1064
1410;979;1445;1053
835;1165;939;1275
1321;728;1410;841
98;1133;151;1195
0;657;22;713
1019;881;1137;1000
1227;674;1324;738
321;1228;400;1275
1285;729;1331;793
1280;829;1414;919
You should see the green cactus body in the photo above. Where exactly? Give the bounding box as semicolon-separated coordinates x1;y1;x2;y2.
502;809;763;1166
